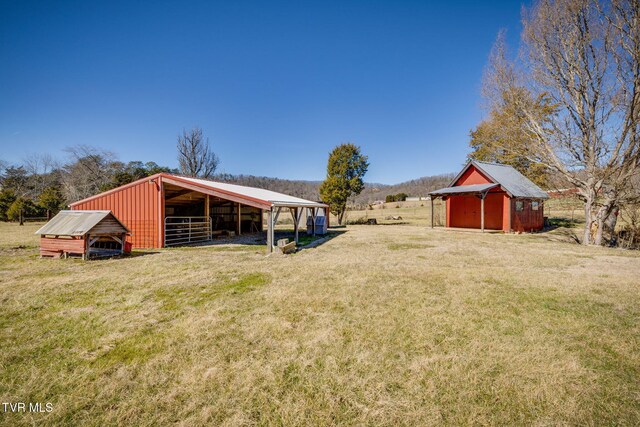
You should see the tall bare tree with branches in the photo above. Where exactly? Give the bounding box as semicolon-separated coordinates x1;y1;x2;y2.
61;145;120;202
177;127;219;179
482;0;640;245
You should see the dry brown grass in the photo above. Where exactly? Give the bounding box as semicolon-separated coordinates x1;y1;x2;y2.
0;220;639;425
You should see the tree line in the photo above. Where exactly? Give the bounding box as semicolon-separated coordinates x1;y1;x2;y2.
0;132;448;224
0;127;217;223
0;147;177;223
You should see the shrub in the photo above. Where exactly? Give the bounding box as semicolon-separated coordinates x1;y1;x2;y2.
7;198;39;222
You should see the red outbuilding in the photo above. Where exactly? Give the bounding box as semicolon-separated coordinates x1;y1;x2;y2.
429;160;549;232
69;173;328;252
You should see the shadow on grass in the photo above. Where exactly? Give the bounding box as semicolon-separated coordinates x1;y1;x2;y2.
167;229;347;252
536;217;583;244
295;230;346;251
547;217;583;229
127;251;163;258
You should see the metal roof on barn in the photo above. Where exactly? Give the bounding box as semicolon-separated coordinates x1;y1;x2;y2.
444;160;549;199
35;210;129;236
171;176;328;208
70;173;328;209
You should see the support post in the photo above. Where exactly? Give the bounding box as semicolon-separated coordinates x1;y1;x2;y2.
430;197;434;228
481;194;485;233
205;195;210;240
326;205;330;228
237;202;242;236
83;234;89;260
158;176;165;248
266;208;273;253
291;207;299;244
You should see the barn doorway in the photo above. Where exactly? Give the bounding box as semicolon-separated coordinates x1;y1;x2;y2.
163;182;263;246
449;193;504;230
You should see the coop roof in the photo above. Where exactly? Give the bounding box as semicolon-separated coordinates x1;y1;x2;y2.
35;210;129;236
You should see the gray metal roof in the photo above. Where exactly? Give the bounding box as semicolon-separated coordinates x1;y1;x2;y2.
178;176;329;208
446;160;549;199
430;183;499;196
35;210;129;236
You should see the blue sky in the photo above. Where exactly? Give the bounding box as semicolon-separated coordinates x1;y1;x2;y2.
0;1;525;184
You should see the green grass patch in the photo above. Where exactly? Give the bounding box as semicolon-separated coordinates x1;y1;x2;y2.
153;272;270;312
549;217;583;228
296;234;323;246
94;329;167;366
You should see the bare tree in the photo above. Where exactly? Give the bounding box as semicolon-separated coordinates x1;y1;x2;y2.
484;0;640;245
177;127;219;178
23;152;59;198
61;145;120;202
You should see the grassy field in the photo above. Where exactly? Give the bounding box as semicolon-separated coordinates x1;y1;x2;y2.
1;217;639;425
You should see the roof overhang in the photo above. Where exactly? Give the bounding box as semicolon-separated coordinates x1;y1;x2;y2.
429;183;500;198
271;202;328;208
162;176;272;210
162;175;329;210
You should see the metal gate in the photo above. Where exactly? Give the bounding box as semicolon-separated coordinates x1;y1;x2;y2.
164;216;212;246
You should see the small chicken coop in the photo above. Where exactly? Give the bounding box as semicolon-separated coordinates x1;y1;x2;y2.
35;210;130;259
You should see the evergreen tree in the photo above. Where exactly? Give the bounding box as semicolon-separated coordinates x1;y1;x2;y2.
319;144;369;225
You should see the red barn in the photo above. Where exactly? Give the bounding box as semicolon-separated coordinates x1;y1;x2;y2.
69;173;328;252
429;161;549;232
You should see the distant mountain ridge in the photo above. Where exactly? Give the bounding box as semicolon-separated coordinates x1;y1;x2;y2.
215;173;455;207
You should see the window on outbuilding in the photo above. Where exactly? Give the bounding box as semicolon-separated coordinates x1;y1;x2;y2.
532;201;540;211
515;200;524;211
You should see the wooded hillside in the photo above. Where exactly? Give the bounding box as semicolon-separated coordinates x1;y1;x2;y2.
216;173;455;207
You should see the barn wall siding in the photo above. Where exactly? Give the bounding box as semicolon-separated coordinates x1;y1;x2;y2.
448;193;504;230
71;180;161;248
454;165;493;186
510;199;544;232
40;237;85;256
502;194;511;231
